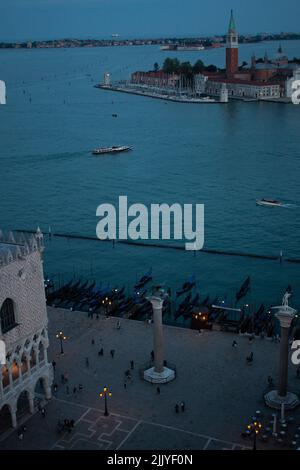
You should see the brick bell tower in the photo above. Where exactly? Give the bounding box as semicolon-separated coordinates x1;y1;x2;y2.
226;10;238;78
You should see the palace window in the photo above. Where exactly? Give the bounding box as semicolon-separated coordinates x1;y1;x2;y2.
0;299;17;334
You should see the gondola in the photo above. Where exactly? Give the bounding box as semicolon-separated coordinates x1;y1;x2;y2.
236;276;250;302
176;274;196;297
134;269;152;290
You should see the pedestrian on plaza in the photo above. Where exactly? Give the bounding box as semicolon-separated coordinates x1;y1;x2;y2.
41;407;46;418
249;335;254;344
180;401;185;412
232;340;238;348
151;350;154;361
268;376;274;387
66;385;69;395
246;352;254;364
124;382;127;389
85;357;89;367
110;349;115;358
70;419;75;428
91;338;95;346
98;348;103;356
175;404;179;414
61;374;65;384
156;386;160;395
79;383;83;392
52;360;56;371
73;386;77;395
130;360;134;370
117;320;121;329
53;383;58;393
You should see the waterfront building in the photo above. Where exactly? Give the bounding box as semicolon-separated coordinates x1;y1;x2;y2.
131;71;180;89
286;67;300;99
0;229;53;434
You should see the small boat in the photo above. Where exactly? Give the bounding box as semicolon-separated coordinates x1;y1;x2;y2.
256;199;282;207
92;146;132;155
134;269;152;290
236;276;250;302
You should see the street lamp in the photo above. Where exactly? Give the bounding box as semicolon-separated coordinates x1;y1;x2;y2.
102;298;112;317
56;331;67;355
247;420;262;450
99;386;112;416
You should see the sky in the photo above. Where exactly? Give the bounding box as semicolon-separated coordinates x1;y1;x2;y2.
0;0;299;42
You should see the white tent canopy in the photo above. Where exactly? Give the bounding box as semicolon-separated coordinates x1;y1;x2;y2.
0;80;6;105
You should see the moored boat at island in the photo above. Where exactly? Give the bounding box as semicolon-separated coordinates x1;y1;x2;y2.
92;145;132;155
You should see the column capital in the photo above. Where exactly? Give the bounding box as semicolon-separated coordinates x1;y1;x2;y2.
147;296;164;310
274;306;296;328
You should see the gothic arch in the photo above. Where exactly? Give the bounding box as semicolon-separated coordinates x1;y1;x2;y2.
0;298;17;334
16;389;31;420
0;403;13;434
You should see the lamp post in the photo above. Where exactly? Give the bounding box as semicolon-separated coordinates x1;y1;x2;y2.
56;331;67;355
99;386;112;416
102;297;112;317
247;420;262;450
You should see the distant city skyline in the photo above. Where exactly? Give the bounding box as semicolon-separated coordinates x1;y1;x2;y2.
0;0;299;42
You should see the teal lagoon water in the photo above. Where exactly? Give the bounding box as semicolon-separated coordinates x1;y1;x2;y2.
0;41;300;309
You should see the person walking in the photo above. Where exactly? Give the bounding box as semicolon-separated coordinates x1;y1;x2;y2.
73;386;77;395
124;382;127;389
232;340;238;348
52;360;56;372
53;383;58;393
175;404;179;414
130;360;134;370
98;348;103;356
91;338;95;346
85;357;89;367
41;407;46;418
156;386;160;395
180;401;185;412
110;349;115;358
79;383;83;392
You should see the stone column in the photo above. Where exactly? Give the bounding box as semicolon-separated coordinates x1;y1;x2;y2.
143;290;175;384
278;318;290;398
265;305;299;410
11;408;17;429
29;394;34;414
151;297;164;373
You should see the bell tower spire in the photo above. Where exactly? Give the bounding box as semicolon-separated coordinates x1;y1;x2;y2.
226;9;239;78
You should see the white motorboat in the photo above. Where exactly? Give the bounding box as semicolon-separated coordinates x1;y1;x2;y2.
256;199;282;207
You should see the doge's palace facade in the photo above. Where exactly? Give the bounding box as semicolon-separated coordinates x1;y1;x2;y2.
0;228;53;432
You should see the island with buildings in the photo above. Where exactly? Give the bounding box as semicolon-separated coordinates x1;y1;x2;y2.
96;11;300;103
0;30;300;50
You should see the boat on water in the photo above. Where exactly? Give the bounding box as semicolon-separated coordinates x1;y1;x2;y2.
256;198;282;207
92;146;132;155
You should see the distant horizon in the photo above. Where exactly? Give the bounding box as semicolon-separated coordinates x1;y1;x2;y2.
1;0;299;43
1;30;300;44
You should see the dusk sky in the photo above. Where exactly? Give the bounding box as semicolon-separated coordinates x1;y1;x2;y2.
0;0;299;41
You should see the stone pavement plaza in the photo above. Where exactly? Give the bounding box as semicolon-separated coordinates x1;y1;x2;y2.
1;306;300;450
